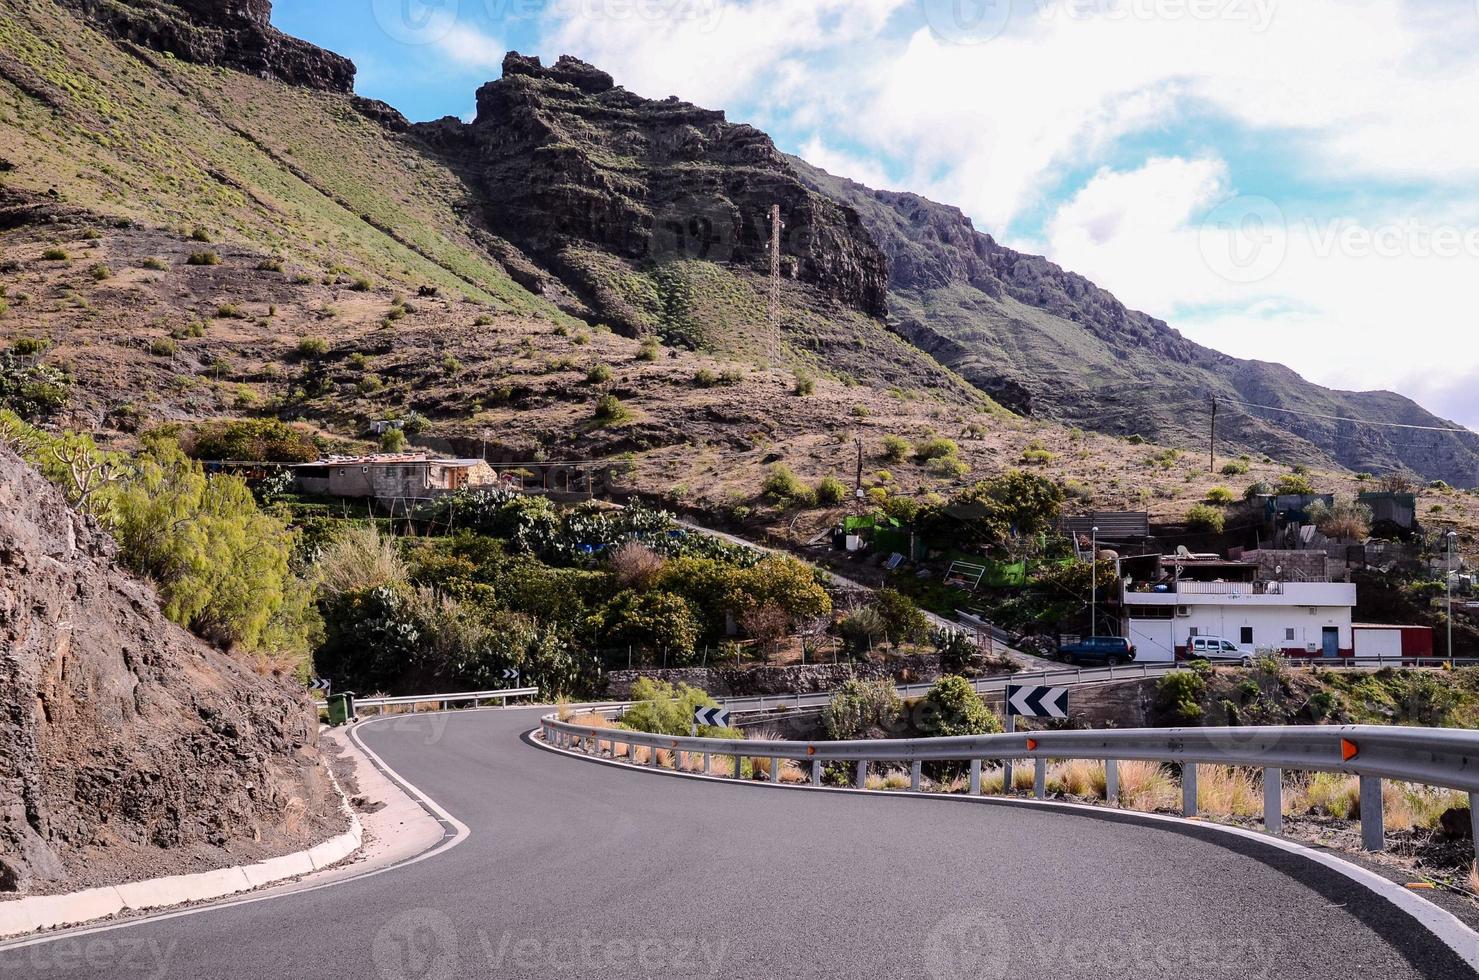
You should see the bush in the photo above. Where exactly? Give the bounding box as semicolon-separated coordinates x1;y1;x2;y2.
823;680;903;740
635;337;661;362
88;263;112;281
185;251;221;266
1205;487;1236;505
880;435;912;463
1155;670;1206;722
41;248;68;261
593;393;629;423
379;428;407;452
621;679;720;736
692;368;719;388
928;455;971;480
1276;473;1314;495
350;275;373;292
873;588;929;645
815;476;848;506
1306;498;1372;541
915;437;959;462
474;314;495;327
1244;480;1274;500
257;257;285;272
1020;448;1054;465
793;372;816;396
296;336;329;359
609;541;666;590
934;629;979;675
1220;460;1250;476
10;337;48;356
189;225;212;243
761;464;816;506
592;592;699;665
189;419;318;463
838;606;887;654
149;338;177;357
215;303;244;319
918;676;1000;737
0;356;70;419
1185;503;1226;533
587;363;613;384
441;355;463;376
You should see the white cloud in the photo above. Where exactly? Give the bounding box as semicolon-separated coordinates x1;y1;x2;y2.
436;23;506;72
796;137;896;190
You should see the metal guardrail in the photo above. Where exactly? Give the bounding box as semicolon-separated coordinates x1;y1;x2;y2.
315;688;539;714
540;713;1479;860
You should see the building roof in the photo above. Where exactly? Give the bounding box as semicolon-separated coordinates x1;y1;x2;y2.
294;454;487;468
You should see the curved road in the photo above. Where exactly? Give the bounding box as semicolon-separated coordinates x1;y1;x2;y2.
4;707;1472;979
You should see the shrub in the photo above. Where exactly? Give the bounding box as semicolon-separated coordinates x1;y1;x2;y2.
815;476;848;506
1276;473;1314;495
761;464;815;506
873;588;929;645
296;336;329;359
1155;670;1206;722
0;357;70;419
88;263;112;281
149;338;178;357
1117;761;1177;811
593;393;630;423
635;337;661;362
186;251;220;266
348;352;369;371
10;337;49;356
918;676;1001;738
1220;460;1250;476
441;355;463;376
379;428;407;452
474;314;495;327
1244;480;1274;500
1020;448;1054;465
915;437;959;462
1185;503;1225;533
793;372;816;396
188;225;212;242
593;593;699;665
257;257;285;272
880;435;912;463
215;303;245;319
188;419;318;463
838;606;887;654
823;680;903;740
1205;487;1236;505
692;368;719;388
718;368;743;386
401;411;430;436
350;275;373;292
586;363;613;384
621;679;720;736
1306;498;1372;541
609;541;665;590
929;455;971;480
934;628;979;675
41;247;68;261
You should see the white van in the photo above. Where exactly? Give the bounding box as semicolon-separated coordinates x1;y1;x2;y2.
1184;636;1254;666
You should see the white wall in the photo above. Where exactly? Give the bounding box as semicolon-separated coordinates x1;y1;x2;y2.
1126;605;1352;658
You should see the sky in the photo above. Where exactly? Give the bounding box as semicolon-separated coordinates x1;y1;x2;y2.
275;0;1479;430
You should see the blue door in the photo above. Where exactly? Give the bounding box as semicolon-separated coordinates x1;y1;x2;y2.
1322;627;1340;658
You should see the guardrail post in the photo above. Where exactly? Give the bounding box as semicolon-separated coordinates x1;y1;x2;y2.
1183;764;1198;817
811;759;822;786
769;758;780;783
1360;776;1384;851
1105;759;1118;805
910;761;922;792
649;744;661;769
969;759;981;796
1264;768;1283;835
1470;793;1479;869
1034;758;1047;800
856;760;869;789
703;752;712;775
734;754;743;780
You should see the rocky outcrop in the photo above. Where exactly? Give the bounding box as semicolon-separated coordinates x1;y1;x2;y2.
64;0;354;92
0;446;340;896
415;53;888;332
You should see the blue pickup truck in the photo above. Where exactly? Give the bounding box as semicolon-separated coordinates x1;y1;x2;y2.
1058;636;1137;666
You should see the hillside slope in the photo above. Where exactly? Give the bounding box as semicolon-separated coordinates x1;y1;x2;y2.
790;158;1479;486
0;444;342;896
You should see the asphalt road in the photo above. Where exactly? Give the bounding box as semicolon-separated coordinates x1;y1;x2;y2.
4;707;1474;980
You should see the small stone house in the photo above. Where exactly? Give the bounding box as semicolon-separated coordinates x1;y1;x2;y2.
292;454;496;500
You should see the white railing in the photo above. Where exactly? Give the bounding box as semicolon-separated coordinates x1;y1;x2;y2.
316;688;539;714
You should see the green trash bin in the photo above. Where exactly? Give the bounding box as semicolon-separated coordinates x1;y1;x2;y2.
326;693;355;727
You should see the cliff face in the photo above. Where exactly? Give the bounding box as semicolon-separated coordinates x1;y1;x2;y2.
416;53;888;333
792;157;1479;485
0;446;341;896
62;0;354;92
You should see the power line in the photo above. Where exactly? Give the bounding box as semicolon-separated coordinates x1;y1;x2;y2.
1216;397;1475;435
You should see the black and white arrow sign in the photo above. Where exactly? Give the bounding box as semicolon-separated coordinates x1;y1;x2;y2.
501;668;520;682
1006;684;1069;719
309;677;331;694
694;706;731;729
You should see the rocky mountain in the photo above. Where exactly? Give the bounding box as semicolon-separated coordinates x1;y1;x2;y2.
790;159;1479;486
60;0;354;92
0;445;342;896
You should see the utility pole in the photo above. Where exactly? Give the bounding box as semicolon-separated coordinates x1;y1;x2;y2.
1209;396;1218;473
768;204;782;367
1091;526;1099;638
1448;531;1459;663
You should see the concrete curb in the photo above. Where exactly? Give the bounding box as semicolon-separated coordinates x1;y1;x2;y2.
0;766;363;940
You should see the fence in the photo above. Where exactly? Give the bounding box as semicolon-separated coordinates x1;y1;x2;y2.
540;714;1479;863
315;688;539;715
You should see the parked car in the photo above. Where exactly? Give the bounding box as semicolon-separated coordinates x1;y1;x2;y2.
1183;636;1254;666
1058;636;1137;666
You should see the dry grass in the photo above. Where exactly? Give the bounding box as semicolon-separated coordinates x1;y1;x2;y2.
1288;772;1361;820
1196;766;1262;818
1470;863;1479;896
1117;761;1178;812
1049;759;1107;800
864;769;912;791
777;760;806;784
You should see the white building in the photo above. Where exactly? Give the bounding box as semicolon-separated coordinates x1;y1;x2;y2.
1119;557;1356;662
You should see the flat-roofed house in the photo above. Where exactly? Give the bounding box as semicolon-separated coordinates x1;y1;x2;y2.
292;454;496;500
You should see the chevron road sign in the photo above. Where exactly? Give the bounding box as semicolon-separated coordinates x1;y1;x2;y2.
501;668;520;681
309;677;331;694
694;706;731;729
1006;684;1069;719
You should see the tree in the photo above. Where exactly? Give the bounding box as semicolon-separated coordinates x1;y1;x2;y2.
917;676;1001;738
726;556;832;624
379;428;408;452
1185;503;1226;533
872;588;929;645
590;590;699;665
739;602;790;661
921;470;1064;550
188;419;319;463
822;680;903;740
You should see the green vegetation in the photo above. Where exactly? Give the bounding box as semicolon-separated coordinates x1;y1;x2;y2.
296;337;329;359
1220;460;1250;476
41;247;68;261
915;437;960;463
823;679;902;740
761;464;816;507
620;679;726;736
917;676;1001;737
0;354;70;419
187;419;318;463
1185;503;1226;532
593;393;630;423
793;372;816;396
379;428;407;452
815;475;848;506
1276;473;1315;495
1205;487;1236;505
587;363;613;384
918;470;1064;550
186;251;221;266
881;435;912;464
149;338;177;357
